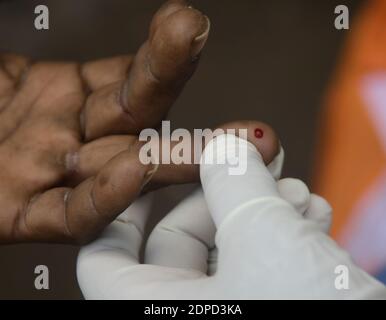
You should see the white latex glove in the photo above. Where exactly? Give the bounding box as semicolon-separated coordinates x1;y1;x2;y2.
77;135;386;299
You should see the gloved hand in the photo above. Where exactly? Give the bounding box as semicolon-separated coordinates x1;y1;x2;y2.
77;134;386;299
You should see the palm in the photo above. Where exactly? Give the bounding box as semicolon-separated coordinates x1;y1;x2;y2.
0;0;209;243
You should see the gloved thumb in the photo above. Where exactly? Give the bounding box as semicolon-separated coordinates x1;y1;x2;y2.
200;129;282;228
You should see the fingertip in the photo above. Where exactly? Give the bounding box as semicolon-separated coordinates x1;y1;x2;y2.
248;121;279;165
149;6;210;80
149;0;188;39
216;120;280;165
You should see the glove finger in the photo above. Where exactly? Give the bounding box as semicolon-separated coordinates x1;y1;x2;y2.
277;178;310;215
277;178;332;233
145;188;215;274
303;194;332;234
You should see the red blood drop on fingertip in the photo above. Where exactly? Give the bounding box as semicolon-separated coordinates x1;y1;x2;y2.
254;128;264;139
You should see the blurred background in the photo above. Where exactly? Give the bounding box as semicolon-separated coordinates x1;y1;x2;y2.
0;0;370;299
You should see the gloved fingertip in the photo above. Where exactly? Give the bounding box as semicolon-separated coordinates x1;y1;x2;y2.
277;178;310;215
304;194;332;233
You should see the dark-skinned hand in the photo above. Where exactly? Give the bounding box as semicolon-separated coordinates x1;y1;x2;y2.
0;0;279;244
0;0;213;244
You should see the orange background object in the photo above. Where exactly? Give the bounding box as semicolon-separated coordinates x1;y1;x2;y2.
314;0;386;272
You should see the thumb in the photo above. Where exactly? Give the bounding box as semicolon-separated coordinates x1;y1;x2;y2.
65;144;157;244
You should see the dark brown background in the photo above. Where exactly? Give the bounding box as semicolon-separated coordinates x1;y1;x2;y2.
0;0;361;299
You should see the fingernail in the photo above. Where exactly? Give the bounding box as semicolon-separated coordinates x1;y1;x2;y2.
191;15;210;60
